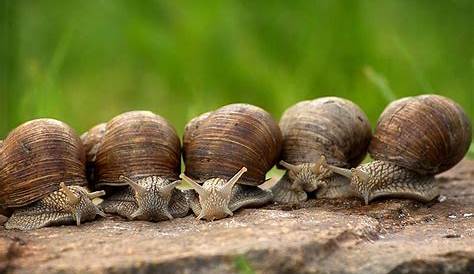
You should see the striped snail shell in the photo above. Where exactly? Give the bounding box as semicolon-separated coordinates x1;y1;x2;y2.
180;103;282;221
332;94;472;204
0;119;105;230
91;111;188;221
271;97;372;204
80;122;106;183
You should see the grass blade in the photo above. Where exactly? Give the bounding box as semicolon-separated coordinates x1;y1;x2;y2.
363;66;396;102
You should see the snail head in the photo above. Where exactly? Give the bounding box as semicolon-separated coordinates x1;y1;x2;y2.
180;167;247;221
119;176;179;221
328;166;371;205
279;155;333;192
59;182;106;225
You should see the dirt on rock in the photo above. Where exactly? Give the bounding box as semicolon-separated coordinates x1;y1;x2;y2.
0;160;473;274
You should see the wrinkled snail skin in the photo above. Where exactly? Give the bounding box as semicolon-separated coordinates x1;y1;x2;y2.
0;119;105;230
273;158;358;204
89;111;189;221
179;167;272;221
333;95;472;204
346;161;439;205
271;97;372;204
100;176;188;221
6;183;106;230
182;104;281;221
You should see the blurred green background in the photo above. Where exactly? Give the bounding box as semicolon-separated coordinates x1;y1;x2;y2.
1;0;473;155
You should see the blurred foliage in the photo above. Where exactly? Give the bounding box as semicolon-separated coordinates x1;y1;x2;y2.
1;0;473;153
234;255;255;274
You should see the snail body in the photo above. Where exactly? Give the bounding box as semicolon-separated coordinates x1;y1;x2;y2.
332;95;472;204
181;104;282;220
271;97;372;204
0;119;105;230
89;111;188;221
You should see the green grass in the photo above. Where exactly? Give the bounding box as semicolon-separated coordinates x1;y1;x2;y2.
468;143;474;159
0;0;473;151
234;255;255;274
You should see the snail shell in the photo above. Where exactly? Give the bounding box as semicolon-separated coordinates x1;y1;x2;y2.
280;97;371;167
369;94;471;175
181;103;282;220
80;123;106;183
184;104;282;185
334;94;472;204
92;111;188;221
272;97;372;204
0;119;104;230
182;111;212;156
0;119;87;207
95;111;181;184
81;123;106;164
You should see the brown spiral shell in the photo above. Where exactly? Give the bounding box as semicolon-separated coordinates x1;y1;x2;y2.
0;119;87;207
94;111;181;185
81;123;106;164
279;97;372;168
183;103;282;185
369;94;472;175
81;123;106;183
182;111;211;152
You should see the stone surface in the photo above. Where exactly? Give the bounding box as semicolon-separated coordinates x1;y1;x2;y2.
0;159;473;274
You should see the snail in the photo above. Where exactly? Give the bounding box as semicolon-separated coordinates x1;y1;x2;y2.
80;122;106;183
180;103;282;221
271;97;372;204
88;111;189;221
0;119;105;230
330;94;472;204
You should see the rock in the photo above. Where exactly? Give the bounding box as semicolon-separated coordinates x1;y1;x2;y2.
1;159;473;274
388;251;474;274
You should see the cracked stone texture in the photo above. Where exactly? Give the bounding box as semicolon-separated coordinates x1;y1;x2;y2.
0;159;473;274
